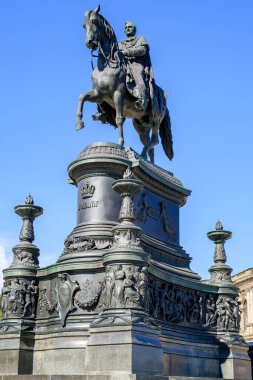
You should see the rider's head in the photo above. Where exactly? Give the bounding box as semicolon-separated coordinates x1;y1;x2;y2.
124;22;136;37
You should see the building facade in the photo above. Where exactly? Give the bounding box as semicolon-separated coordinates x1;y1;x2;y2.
232;268;253;376
232;268;253;341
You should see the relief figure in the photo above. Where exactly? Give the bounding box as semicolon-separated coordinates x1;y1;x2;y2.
159;202;176;241
137;193;149;223
1;281;10;319
22;280;38;318
112;264;125;307
205;295;216;326
123;266;140;307
103;265;115;308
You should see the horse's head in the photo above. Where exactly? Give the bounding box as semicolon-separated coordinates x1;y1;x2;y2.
84;5;117;51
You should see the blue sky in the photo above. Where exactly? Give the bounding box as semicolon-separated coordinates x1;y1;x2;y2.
0;1;253;286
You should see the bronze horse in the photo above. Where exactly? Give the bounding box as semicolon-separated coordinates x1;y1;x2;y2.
76;6;173;163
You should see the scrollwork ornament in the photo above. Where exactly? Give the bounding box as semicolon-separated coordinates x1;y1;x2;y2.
12;247;38;267
211;270;231;282
113;228;141;248
62;235;112;255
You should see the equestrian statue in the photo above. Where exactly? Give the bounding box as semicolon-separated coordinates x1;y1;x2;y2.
76;5;173;163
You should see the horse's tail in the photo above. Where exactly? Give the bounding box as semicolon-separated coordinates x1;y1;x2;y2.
159;108;174;160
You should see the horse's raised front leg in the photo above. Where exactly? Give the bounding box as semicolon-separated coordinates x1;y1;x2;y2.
76;89;100;131
114;89;124;146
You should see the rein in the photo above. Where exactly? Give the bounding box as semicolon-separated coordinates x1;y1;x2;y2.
91;51;98;70
87;15;126;71
98;42;120;67
90;41;123;70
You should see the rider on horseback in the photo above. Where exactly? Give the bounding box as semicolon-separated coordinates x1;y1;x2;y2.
77;5;173;162
119;22;158;115
119;22;149;111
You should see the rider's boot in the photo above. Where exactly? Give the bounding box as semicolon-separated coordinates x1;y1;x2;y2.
135;96;148;111
133;86;147;111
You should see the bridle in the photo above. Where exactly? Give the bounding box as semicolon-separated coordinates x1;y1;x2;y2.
91;42;122;70
98;42;121;67
87;17;123;70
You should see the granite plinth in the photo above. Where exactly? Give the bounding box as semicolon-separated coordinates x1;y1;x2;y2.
0;143;251;379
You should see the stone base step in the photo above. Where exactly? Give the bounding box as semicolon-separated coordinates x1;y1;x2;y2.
0;375;233;380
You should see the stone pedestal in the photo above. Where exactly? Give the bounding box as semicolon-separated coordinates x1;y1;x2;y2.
0;143;251;380
85;314;163;375
219;341;251;380
0;329;35;375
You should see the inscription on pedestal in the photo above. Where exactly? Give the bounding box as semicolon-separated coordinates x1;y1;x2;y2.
78;200;99;211
77;175;121;225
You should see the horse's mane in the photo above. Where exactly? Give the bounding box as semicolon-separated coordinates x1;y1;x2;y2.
98;14;118;44
87;11;117;44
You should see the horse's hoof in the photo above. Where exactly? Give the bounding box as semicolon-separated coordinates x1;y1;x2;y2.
118;139;124;147
76;121;84;131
